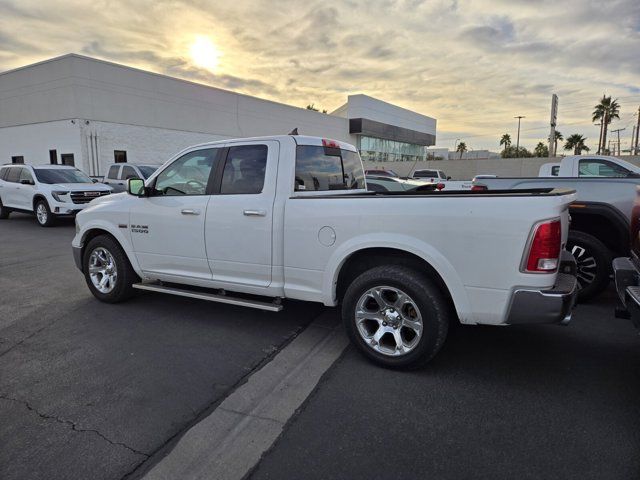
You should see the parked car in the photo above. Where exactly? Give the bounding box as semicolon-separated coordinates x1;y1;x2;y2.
473;155;640;301
364;169;399;177
412;169;450;181
72;135;577;369
412;169;473;190
0;164;111;227
103;163;159;192
366;175;436;192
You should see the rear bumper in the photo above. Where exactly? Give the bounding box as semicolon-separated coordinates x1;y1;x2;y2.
506;251;578;325
613;257;640;331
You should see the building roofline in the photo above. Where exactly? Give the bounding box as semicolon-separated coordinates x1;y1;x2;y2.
0;53;346;117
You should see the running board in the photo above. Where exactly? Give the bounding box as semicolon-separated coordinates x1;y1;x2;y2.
132;282;283;312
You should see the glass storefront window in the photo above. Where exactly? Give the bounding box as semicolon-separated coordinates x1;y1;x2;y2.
357;136;428;163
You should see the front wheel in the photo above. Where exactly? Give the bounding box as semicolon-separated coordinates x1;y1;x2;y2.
566;231;611;302
34;199;55;227
342;265;450;369
83;235;139;303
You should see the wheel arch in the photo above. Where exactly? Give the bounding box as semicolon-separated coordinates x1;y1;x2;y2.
32;194;48;211
79;224;142;276
325;238;472;323
569;202;629;256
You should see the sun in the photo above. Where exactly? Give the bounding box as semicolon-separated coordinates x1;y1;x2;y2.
190;35;221;72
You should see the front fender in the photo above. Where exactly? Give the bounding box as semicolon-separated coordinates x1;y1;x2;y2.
322;233;473;323
74;219;143;277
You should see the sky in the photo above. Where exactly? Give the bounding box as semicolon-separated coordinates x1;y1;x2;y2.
0;0;639;152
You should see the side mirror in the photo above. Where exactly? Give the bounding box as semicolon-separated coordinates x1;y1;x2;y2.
20;179;34;185
92;178;98;183
127;178;146;197
447;176;452;180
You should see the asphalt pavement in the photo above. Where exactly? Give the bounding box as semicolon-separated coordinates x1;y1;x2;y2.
250;292;640;480
0;214;323;480
2;212;640;480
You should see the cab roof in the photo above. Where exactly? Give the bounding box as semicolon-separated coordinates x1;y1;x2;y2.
189;135;358;153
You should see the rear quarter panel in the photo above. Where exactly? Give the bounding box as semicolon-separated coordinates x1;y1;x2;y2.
283;193;574;325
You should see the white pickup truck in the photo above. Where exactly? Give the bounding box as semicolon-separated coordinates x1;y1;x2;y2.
474;155;640;302
72;135;577;368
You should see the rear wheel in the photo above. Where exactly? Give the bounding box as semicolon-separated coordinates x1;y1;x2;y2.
34;199;55;227
566;230;611;302
342;265;450;369
0;197;10;219
83;235;139;303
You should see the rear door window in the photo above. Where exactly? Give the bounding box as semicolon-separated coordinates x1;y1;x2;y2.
107;165;120;179
295;146;365;192
220;145;268;195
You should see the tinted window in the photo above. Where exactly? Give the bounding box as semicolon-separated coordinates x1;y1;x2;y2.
33;168;93;184
6;167;21;183
19;168;34;183
414;170;438;178
295;146;365;192
120;166;138;180
138;166;158;179
220;145;268;194
551;166;560;176
107;165;120;179
154;149;218;196
0;167;7;181
578;159;630;178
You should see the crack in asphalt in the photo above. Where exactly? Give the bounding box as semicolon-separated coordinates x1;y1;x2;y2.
0;395;150;459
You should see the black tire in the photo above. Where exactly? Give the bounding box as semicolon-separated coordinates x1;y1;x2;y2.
566;230;611;302
83;234;139;303
342;265;450;369
34;198;56;227
0;197;10;219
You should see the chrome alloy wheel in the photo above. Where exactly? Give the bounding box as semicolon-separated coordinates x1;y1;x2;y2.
355;286;423;357
88;247;118;294
570;244;597;290
36;203;48;224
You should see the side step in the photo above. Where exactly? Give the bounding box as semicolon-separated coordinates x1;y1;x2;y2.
132;282;283;312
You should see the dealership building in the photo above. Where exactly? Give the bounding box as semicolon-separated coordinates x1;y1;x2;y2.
0;54;436;176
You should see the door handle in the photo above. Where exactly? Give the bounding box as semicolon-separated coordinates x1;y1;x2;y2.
243;209;266;217
181;209;200;215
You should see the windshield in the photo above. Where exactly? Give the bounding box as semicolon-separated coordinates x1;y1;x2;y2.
138;166;158;179
34;168;93;184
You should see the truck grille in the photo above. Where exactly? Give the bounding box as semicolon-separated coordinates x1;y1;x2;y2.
70;191;110;204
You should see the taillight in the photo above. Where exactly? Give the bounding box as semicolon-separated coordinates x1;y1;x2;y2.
436;183;445;190
471;185;487;191
524;219;561;273
322;138;340;148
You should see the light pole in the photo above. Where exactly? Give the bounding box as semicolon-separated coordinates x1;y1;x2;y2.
514;116;525;158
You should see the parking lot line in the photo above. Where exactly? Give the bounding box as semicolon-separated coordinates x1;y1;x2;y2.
142;311;348;480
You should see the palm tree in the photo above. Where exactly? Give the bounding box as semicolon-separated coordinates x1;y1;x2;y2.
499;133;511;149
592;95;620;154
564;134;590;155
534;142;548;157
456;142;467;160
547;131;563;156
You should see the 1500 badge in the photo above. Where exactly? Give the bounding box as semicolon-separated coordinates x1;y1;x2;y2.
131;224;149;234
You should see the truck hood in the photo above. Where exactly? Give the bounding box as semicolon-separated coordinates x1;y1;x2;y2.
52;183;112;192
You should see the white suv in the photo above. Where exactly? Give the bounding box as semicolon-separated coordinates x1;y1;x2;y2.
0;164;112;227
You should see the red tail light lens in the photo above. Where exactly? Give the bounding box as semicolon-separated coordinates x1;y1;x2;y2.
471;185;487;191
525;219;561;272
436;183;445;190
322;139;340;148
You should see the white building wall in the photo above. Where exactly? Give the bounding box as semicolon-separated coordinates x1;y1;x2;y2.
80;121;227;175
0;119;82;165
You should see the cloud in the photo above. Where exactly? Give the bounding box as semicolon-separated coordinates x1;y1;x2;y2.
0;0;638;151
